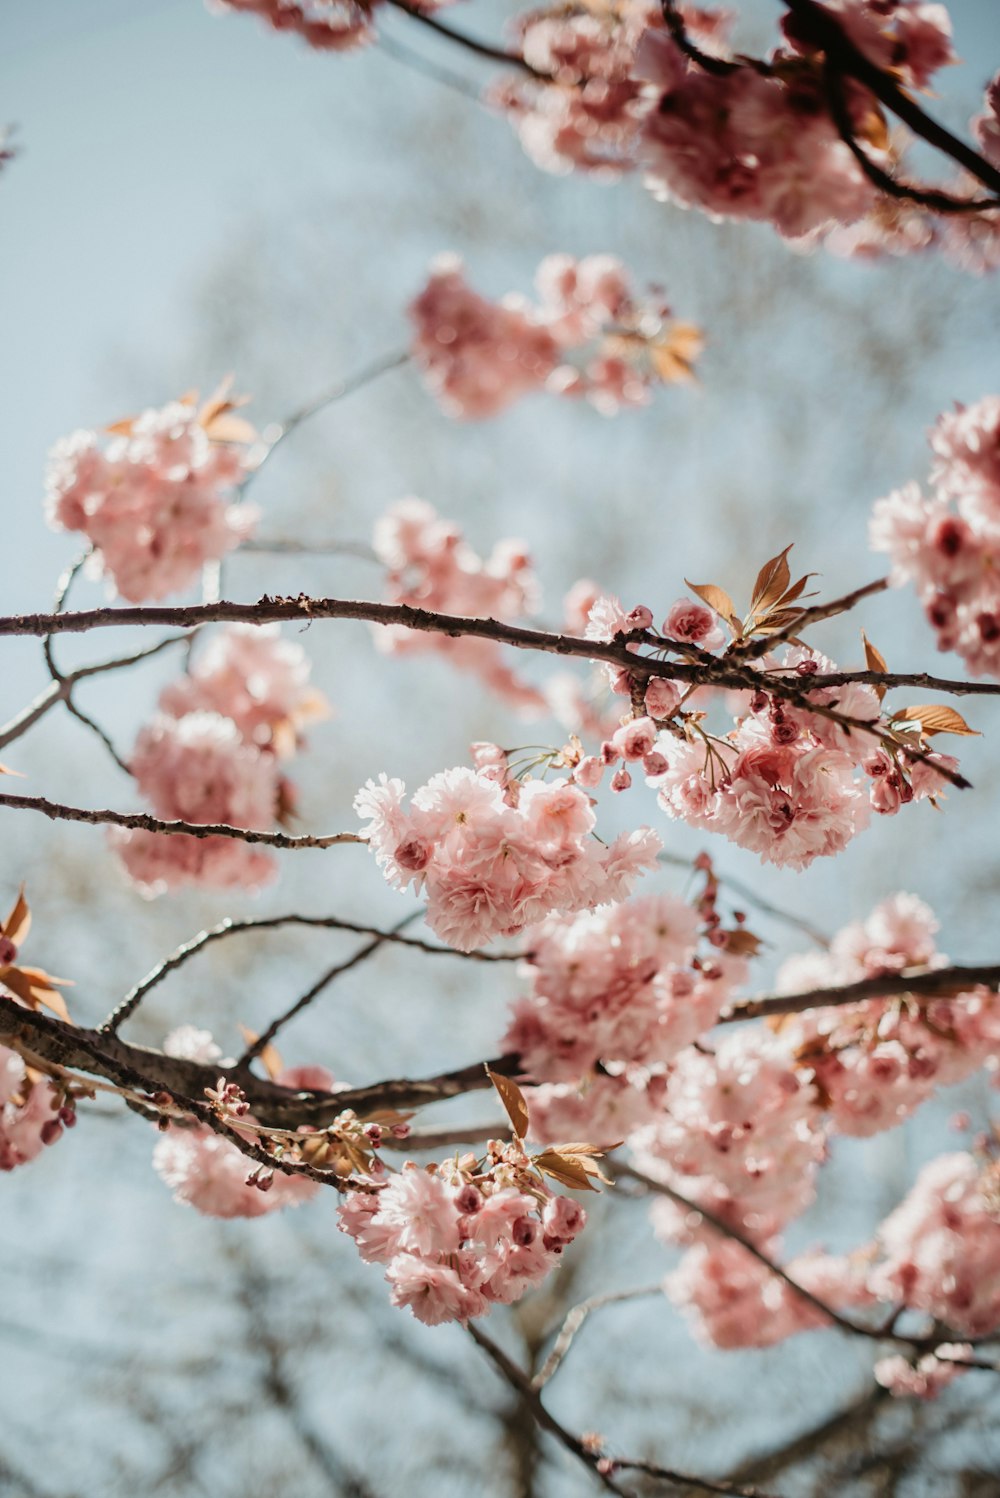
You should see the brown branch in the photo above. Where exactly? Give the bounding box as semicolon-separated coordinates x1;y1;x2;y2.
101;911;518;1034
722;962;1000;1024
822;63;999;216
615;1162;977;1355
243;348;411;497
63;698;131;774
780;0;1000;197
4;596;999;706
0;993;519;1127
660;0;740;77
384;0;545;77
532;1285;663;1391
238;914;422;1064
0;790;365;850
468;1323;774;1497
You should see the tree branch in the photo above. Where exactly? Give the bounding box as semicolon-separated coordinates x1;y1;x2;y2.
532;1285;663;1391
5;593;1000;708
100;911;517;1034
0;790;364;850
0;993;518;1127
721;962;1000;1024
384;0;545;77
779;0;1000;198
468;1323;774;1497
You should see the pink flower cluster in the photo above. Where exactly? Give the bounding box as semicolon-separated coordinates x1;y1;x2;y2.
115;628;323;893
45;398;258;602
338;1145;586;1325
663;1238;869;1350
372;497;546;714
632;1031;827;1246
661;1150;1000;1380
153;1031;335;1218
493;0;658;180
871;394;1000;678
775;894;1000;1137
637;30;878;242
408;252;699;420
780;1;956;92
504;893;738;1085
209;0;452;51
868;1153;1000;1338
355;765;661;950
159;624;329;755
589;635;957;868
208;0;379;50
0;1046;68;1172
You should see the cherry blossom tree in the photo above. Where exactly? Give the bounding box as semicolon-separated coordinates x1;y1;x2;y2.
4;2;1000;1493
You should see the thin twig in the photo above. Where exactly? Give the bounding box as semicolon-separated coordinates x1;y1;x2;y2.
385;0;544;76
0;790;364;849
101;912;517;1034
533;1285;663;1390
245;349;411;495
63;698;132;775
0;632;193;751
468;1323;774;1497
377;27;487;101
238;912;423;1064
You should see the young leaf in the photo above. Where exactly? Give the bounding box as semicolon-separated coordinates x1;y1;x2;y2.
2;888;31;949
239;1024;284;1082
104;415;138;437
2;964;73;1022
650;322;703;384
487;1067;530;1140
684;581;740;637
861;630;889;703
203;412;258;445
892;705;980;737
776;573;817;608
750;545;793;616
724;928;764;958
532;1149;600;1192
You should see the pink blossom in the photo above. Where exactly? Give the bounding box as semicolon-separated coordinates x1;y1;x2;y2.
114;712;280;893
356;765;660;950
160;625;328;754
45;399;258;602
493;2;655;180
874;1347;974;1400
773;895;1000;1137
637;33;876;242
0;1047;63;1172
153;1126;318;1218
338;1150;587;1325
409;256;558;419
372;497;547;714
632;1031;826;1245
504;894;727;1086
661;596;725;650
872;397;1000;677
208;0;389;52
